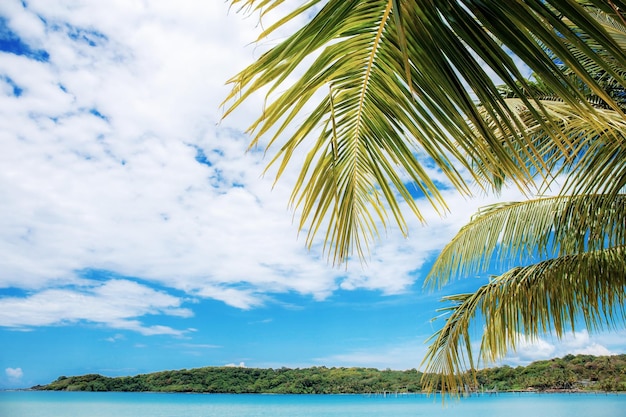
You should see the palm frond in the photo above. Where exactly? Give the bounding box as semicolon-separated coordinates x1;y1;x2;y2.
469;97;626;197
469;7;626;195
426;194;626;288
421;245;626;395
225;0;626;264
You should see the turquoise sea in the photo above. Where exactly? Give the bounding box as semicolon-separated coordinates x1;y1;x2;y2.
1;391;625;417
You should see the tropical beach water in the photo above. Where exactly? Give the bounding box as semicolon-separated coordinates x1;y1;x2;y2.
1;391;625;417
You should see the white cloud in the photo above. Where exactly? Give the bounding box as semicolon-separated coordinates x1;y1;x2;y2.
503;335;557;364
0;2;339;300
105;333;125;343
501;330;620;366
317;339;429;370
5;367;23;379
557;330;617;356
225;362;246;368
0;0;536;336
321;329;624;371
0;279;192;335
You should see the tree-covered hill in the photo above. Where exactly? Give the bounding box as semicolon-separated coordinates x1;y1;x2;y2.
32;354;626;394
475;354;626;392
34;366;421;394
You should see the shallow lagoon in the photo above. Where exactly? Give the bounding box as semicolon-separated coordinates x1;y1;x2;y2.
1;391;624;417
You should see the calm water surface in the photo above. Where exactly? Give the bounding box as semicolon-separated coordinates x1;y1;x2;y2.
1;391;625;417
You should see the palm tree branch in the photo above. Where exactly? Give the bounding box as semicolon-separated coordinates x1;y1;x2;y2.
224;0;626;264
466;92;626;198
421;245;626;394
426;194;626;288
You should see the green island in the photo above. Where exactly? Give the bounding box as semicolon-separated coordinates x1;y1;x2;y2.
32;354;626;394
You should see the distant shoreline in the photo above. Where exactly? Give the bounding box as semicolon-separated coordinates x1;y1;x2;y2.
9;389;626;396
30;354;626;394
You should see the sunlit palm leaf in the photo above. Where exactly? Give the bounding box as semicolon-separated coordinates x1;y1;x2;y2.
426;194;626;288
465;5;626;197
469;97;626;201
468;8;626;197
422;7;626;395
421;245;626;395
225;0;626;264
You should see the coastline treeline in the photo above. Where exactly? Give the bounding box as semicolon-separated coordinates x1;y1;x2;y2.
33;354;626;394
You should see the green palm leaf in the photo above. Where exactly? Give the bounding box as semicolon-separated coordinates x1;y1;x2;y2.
422;194;626;394
421;245;626;395
426;194;626;288
421;7;626;391
225;0;626;264
469;8;626;197
468;96;626;203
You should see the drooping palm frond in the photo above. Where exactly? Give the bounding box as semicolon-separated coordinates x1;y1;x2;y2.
469;8;626;197
421;245;626;395
225;0;626;264
468;95;626;206
421;6;626;394
426;194;626;289
561;6;626;109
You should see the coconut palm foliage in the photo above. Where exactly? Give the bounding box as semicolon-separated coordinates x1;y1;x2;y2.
421;196;626;394
225;0;626;264
465;85;626;201
420;9;626;395
467;6;626;198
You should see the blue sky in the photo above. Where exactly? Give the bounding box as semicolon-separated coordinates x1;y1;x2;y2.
0;0;624;390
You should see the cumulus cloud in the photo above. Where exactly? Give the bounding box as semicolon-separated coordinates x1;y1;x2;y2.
317;339;429;370
5;367;23;379
501;330;620;366
0;1;341;313
0;279;192;335
225;362;246;368
0;0;534;336
557;330;616;356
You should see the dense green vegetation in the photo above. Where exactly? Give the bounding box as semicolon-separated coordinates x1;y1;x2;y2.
33;354;626;393
475;354;626;392
34;367;421;394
